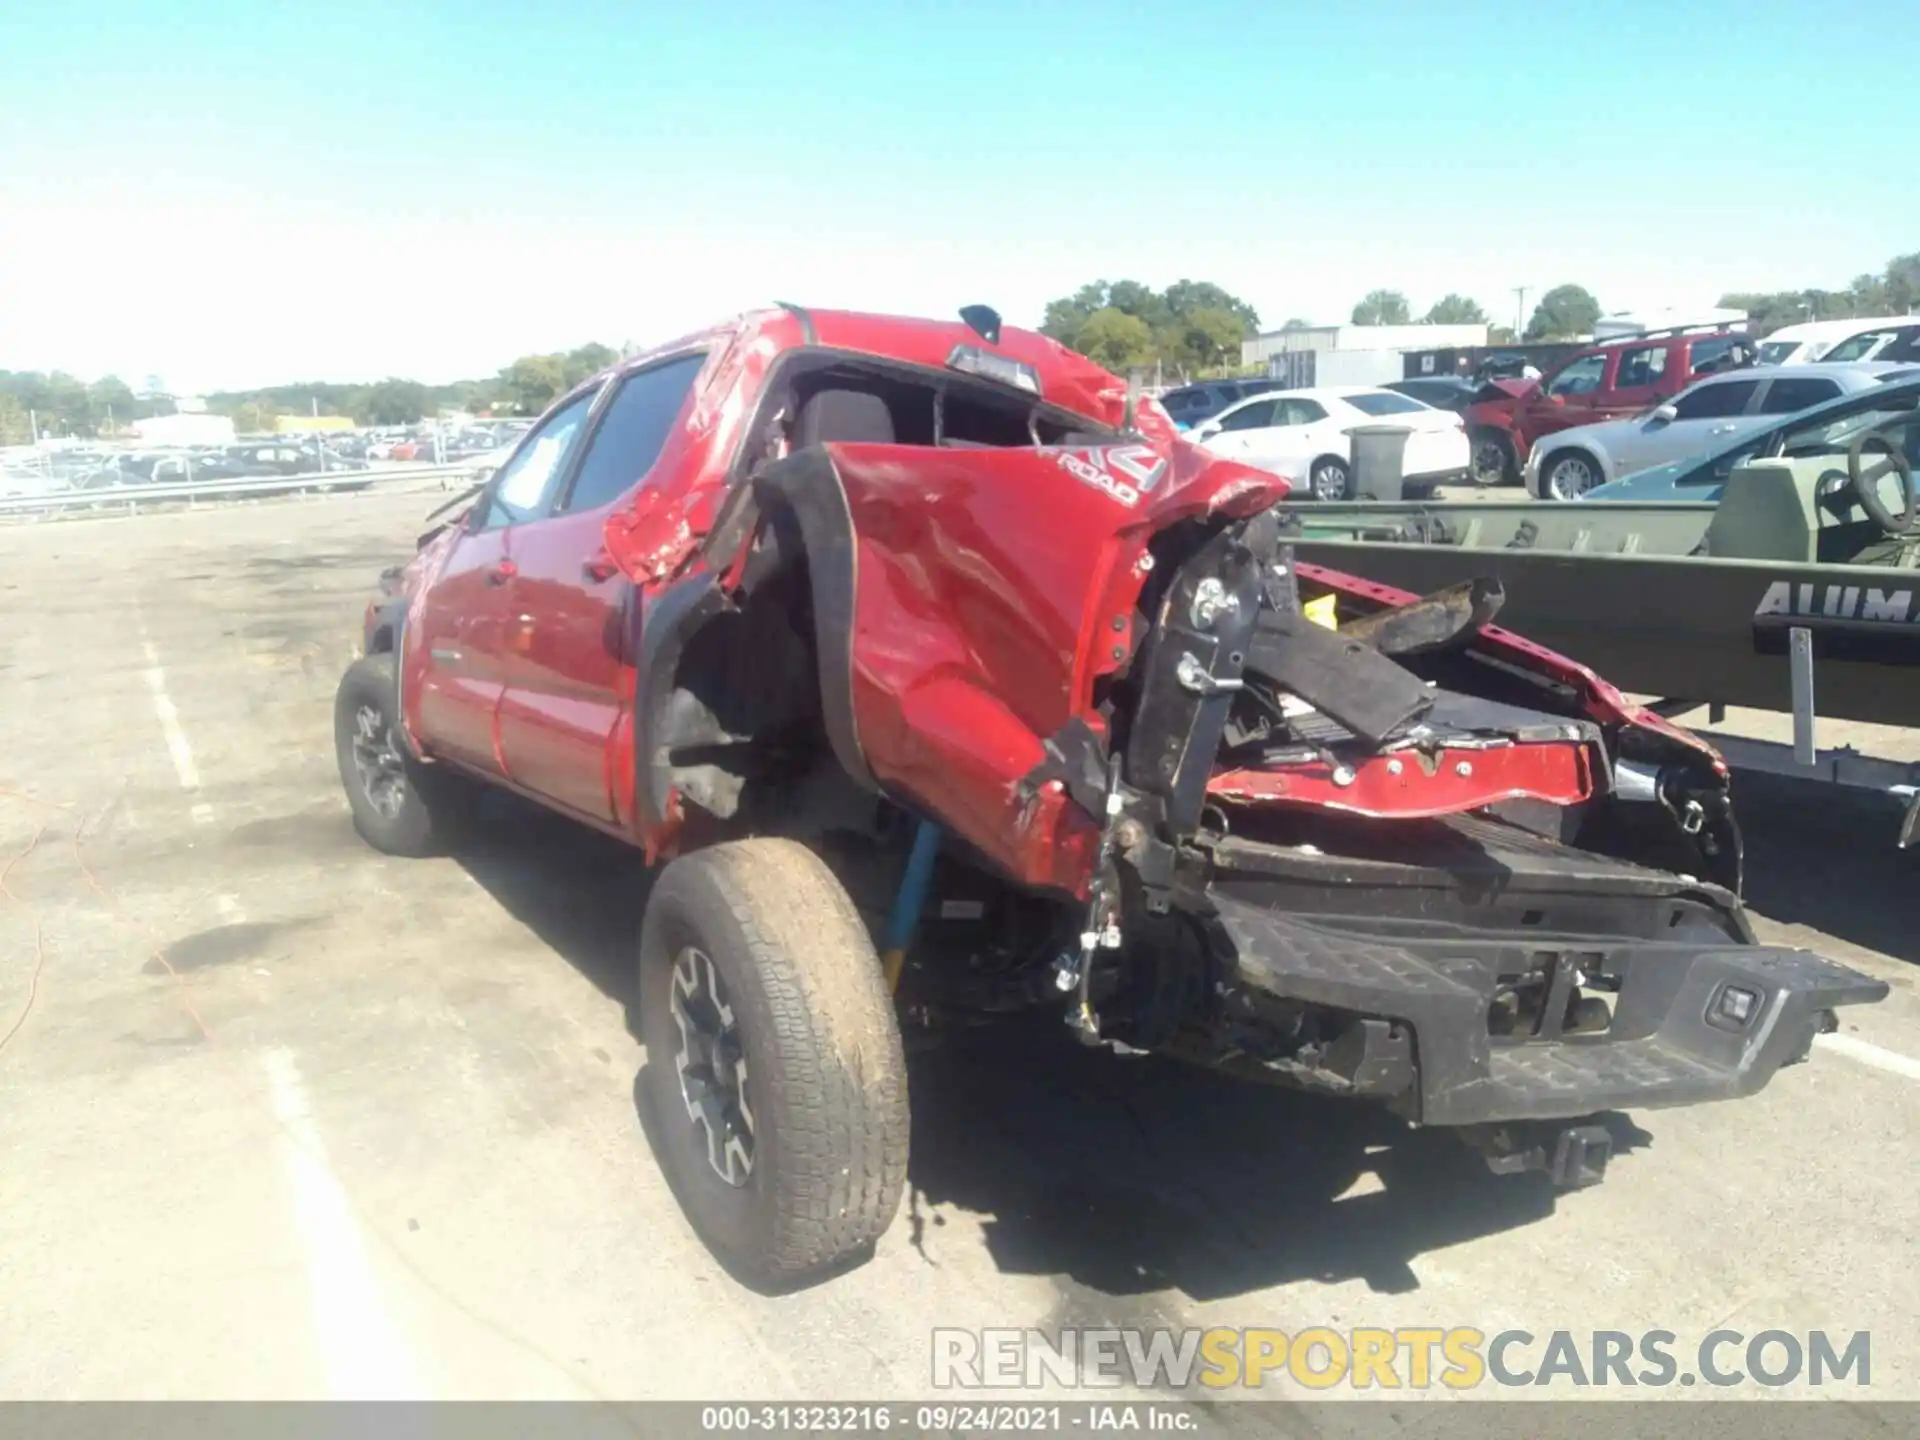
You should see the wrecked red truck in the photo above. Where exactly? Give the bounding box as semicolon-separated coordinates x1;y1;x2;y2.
335;304;1885;1289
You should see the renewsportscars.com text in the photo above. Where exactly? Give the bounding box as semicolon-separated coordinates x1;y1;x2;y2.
931;1326;1872;1392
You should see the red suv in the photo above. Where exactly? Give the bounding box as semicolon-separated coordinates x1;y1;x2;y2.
333;303;1879;1290
1467;325;1754;485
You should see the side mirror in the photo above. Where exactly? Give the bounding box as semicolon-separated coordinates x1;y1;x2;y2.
1195;422;1222;441
1651;404;1679;424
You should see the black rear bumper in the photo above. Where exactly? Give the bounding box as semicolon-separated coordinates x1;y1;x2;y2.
1197;817;1888;1126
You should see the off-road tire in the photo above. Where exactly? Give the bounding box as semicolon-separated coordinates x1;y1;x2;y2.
333;652;472;857
637;839;909;1292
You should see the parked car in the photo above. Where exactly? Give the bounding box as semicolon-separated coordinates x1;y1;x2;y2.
1815;321;1920;366
1191;385;1468;499
1580;371;1920;503
1522;363;1908;500
1157;377;1286;431
335;302;1881;1290
1385;376;1480;413
1466;325;1753;486
1755;316;1914;366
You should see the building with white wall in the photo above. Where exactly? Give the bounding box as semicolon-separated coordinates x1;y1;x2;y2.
1242;322;1491;370
130;412;237;447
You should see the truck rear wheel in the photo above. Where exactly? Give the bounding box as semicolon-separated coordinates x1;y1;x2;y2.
333;652;472;857
637;838;909;1291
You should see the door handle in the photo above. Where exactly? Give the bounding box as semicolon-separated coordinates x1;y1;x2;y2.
581;554;620;583
486;560;518;586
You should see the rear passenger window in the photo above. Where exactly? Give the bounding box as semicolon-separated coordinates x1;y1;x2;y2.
1614;345;1667;388
558;354;706;513
1759;378;1840;414
1673;380;1759;420
1687;337;1741;374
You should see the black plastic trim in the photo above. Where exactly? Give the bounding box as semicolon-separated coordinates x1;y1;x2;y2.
748;447;875;793
632;573;731;829
775;302;818;344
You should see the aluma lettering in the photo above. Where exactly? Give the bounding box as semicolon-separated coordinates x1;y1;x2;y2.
1756;580;1914;624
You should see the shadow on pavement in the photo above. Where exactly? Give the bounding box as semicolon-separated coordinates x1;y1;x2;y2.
452;802;1650;1304
1732;772;1920;965
452;793;654;1009
903;1018;1646;1304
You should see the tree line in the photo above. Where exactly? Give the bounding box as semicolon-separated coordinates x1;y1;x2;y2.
1033;278;1614;380
0;342;628;445
1345;285;1602;342
1720;251;1919;337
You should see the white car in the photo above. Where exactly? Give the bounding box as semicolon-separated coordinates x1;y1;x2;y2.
1189;386;1469;500
1754;316;1913;366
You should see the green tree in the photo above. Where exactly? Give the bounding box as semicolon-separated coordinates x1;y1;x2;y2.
0;393;30;445
1162;279;1259;335
232;400;280;434
1884;252;1920;313
1158;306;1247;375
1422;294;1487;325
358;378;431;426
1525;284;1602;340
500;354;569;414
1351;290;1412;326
1280;317;1313;331
563;343;619;387
1489;324;1519;344
1041;281;1112;346
88;376;139;432
1040;279;1259;377
1072;308;1155;371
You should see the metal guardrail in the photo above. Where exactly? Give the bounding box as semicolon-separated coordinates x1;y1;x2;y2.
0;463;481;519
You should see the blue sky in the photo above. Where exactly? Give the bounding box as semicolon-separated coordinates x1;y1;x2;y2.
1;0;1911;390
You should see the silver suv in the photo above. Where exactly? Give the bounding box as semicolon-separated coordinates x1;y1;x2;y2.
1523;363;1916;500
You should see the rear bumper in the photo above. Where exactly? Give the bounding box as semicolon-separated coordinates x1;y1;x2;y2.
1197;823;1888;1125
1213;898;1885;1124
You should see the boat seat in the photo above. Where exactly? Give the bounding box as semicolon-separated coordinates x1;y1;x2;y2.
1702;459;1820;563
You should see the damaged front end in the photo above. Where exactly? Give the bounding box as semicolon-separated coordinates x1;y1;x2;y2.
1028;502;1887;1176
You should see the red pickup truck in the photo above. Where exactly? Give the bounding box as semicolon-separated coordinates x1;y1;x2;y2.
335;304;1879;1289
1467;325;1754;485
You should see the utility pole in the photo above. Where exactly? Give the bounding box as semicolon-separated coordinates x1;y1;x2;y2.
1513;286;1530;338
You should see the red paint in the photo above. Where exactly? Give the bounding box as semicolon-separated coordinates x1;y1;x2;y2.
381;305;1682;895
1210;739;1593;819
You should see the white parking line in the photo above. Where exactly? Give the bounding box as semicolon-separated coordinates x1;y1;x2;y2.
1818;1031;1920;1083
140;640;202;793
135;626;216;826
262;1047;425;1399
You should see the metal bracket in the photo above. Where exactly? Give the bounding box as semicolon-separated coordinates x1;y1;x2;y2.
1789;625;1816;767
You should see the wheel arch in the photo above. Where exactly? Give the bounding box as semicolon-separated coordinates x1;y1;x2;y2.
1538;444;1604;500
632;448;878;836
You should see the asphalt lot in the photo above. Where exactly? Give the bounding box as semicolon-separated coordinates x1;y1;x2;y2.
2;484;1917;1410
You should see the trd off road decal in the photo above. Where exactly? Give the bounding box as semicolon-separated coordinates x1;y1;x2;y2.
1751;578;1920;665
1047;444;1168;508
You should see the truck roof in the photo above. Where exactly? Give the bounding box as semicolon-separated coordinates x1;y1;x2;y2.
609;304;1130;426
